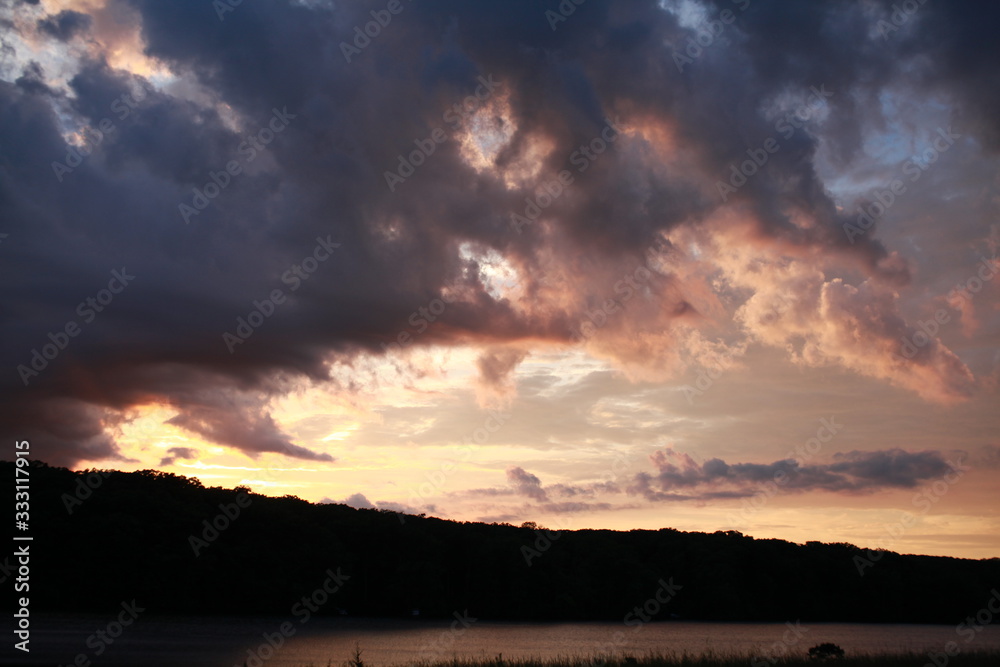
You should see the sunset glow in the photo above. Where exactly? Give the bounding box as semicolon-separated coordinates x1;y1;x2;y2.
3;0;999;562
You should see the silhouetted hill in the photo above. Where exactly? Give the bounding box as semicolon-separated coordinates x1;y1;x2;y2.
9;461;999;623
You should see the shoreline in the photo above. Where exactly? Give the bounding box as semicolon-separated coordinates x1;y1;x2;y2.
364;649;1000;667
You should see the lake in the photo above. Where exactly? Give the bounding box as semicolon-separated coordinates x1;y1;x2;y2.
13;616;1000;667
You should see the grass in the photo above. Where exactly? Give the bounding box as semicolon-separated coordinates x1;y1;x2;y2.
300;648;1000;667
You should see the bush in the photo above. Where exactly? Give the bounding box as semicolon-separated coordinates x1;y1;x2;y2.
808;643;846;660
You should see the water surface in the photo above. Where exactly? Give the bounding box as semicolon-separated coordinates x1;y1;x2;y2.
15;615;1000;667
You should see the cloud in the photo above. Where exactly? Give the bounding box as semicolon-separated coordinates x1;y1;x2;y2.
540;501;614;513
163;389;334;462
974;444;1000;469
475;348;528;407
506;465;548;501
341;492;375;509
37;11;92;42
1;0;997;467
158;446;197;467
464;467;619;514
714;227;978;403
322;492;427;516
628;446;962;501
458;444;971;519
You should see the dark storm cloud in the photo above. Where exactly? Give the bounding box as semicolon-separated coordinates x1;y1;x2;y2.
628;447;961;501
37;10;92;42
1;0;997;465
893;0;1000;152
164;392;335;461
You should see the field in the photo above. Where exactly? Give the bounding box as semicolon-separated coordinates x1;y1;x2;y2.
298;647;1000;667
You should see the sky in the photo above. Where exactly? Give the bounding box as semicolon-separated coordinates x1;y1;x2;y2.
1;0;998;559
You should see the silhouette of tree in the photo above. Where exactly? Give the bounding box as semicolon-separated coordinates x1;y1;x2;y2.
12;460;1000;623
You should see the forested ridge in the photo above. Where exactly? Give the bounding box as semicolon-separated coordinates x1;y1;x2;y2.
10;461;999;624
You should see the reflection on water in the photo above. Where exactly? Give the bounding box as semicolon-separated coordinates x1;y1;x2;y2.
18;615;1000;667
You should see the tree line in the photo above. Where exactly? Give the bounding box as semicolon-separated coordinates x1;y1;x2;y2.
12;460;999;624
